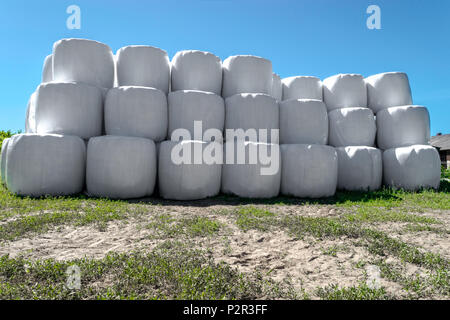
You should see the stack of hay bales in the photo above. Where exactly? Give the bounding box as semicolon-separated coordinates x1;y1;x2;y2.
323;74;381;192
279;76;337;198
0;37;440;200
365;72;440;190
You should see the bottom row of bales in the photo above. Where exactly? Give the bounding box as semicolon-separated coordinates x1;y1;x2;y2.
1;133;442;200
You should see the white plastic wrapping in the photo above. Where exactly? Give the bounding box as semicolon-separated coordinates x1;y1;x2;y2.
323;74;367;111
42;54;53;83
168;90;224;142
279;99;328;145
171;50;222;95
280;144;337;198
328;107;376;147
116;45;170;93
5;134;86;197
365;72;412;113
35;82;103;139
53;38;114;88
271;73;282;101
105;86;168;142
222;141;281;198
282;76;322;101
86;136;157;199
158;140;222;200
336;146;382;191
225;93;279;143
376;105;430;150
222;55;273;98
1;138;10;184
25;92;37;133
383;145;440;191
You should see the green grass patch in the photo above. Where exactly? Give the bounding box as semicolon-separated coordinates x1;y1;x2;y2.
235;206;276;231
147;215;222;238
316;283;391;300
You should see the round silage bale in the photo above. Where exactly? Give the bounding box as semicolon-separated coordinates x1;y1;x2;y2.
221;141;281;198
279;99;328;145
336;146;382;191
323;74;367;111
365;72;412;113
53;38;114;88
225;93;279;143
116;45;170;93
35;82;103;139
271;73;282;101
86;136;157;199
280;144;337;198
376;105;430;150
1;138;10;185
105;86;168;142
5;134;86;197
222;55;273;98
171;50;222;95
168;90;224;142
42;54;53;83
383;145;440;191
25;92;37;133
158;140;222;200
328;107;376;147
281;76;322;101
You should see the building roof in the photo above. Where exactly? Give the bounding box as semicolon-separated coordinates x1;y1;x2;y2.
431;134;450;151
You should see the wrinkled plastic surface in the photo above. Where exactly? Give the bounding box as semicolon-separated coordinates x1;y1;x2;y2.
25;92;37;133
35;82;103;139
280;99;328;145
376;105;430;150
171;50;222;95
105;86;168;141
282;76;322;101
280;144;337;198
86;136;157;199
6;134;86;197
271;73;282;101
116;45;170;93
365;72;412;113
328;107;376;147
336;146;382;191
222;55;272;98
323;74;367;111
1;138;10;184
53;38;114;88
383;145;440;191
42;54;53;83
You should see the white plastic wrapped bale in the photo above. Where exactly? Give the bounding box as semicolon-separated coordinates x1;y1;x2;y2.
42;54;53;83
383;145;440;191
105;86;168;142
281;76;322;101
270;73;282;101
365;72;412;113
116;45;170;93
35;82;103;139
5;134;86;197
222;55;273;98
222;141;281;198
168;90;224;142
171;50;222;95
376;105;430;150
280;144;337;198
336;146;382;191
158;140;222;200
225;93;279;143
25;92;37;133
53;38;114;88
328;107;376;147
279;99;328;145
86;136;157;199
323;74;367;111
1;138;10;184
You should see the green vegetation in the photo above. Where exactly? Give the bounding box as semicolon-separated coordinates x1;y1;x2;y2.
146;214;222;238
0;130;19;150
316;283;391;300
442;166;450;179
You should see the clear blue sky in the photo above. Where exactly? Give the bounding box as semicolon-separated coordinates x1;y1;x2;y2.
0;0;448;135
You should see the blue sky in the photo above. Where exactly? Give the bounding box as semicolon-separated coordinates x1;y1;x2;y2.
0;0;448;134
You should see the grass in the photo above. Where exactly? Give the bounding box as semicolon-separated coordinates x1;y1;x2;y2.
146;214;222;238
316;283;391;300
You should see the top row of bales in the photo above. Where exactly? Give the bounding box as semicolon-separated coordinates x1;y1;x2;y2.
42;39;413;114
